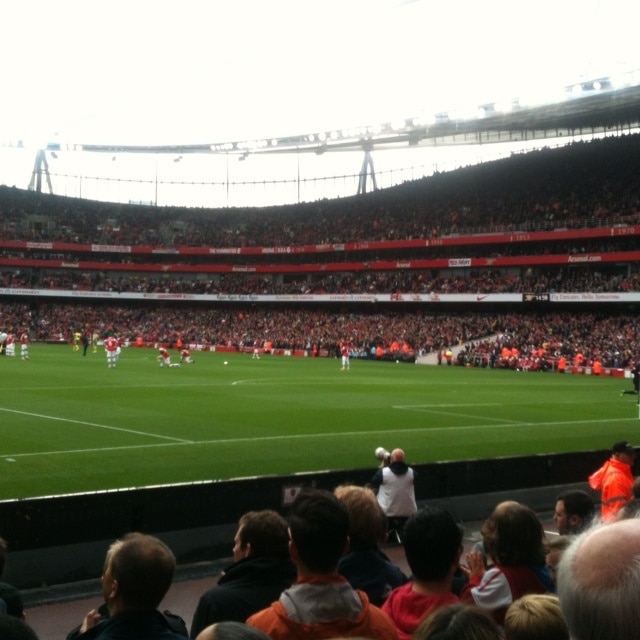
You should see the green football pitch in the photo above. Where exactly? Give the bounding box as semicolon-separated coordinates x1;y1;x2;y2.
1;345;638;500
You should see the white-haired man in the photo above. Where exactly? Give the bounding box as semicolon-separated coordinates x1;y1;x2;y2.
557;518;640;640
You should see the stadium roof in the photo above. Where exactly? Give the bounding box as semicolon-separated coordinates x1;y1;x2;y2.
3;0;640;156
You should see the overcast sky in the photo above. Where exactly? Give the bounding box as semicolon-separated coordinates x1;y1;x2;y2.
2;0;638;147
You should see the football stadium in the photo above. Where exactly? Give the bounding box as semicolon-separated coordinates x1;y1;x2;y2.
2;2;640;638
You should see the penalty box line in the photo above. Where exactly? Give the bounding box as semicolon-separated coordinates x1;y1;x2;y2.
0;407;193;444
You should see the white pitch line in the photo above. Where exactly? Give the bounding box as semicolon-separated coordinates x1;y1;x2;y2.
393;404;525;425
0;407;193;443
394;403;502;408
0;416;635;460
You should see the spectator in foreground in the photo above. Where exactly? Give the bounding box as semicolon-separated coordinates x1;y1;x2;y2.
557;518;640;640
413;604;501;640
382;506;462;640
461;501;553;626
190;510;296;638
0;614;39;640
552;490;595;535
73;532;187;640
0;538;24;621
246;489;397;640
333;484;408;606
504;594;569;640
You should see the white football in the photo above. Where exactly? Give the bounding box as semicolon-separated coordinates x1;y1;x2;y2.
224;361;228;365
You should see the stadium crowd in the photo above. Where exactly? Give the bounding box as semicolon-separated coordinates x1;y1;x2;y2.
1;135;640;311
2;136;640;249
10;460;640;640
1;266;637;296
1;300;639;370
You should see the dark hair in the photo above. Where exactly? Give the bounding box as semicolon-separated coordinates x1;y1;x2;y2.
557;490;595;527
238;510;289;558
0;615;40;640
415;604;501;640
289;489;349;573
403;506;462;581
482;502;545;566
211;621;272;640
0;584;23;619
107;533;175;610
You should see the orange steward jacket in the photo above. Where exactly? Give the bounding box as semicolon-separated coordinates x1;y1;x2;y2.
588;457;634;522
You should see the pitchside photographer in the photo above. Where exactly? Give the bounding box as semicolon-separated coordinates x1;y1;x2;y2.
370;448;417;543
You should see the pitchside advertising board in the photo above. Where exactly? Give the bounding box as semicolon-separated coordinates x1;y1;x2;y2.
2;288;640;303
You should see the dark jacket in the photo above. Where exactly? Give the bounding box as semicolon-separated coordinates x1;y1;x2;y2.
75;610;187;640
190;555;296;638
339;548;408;606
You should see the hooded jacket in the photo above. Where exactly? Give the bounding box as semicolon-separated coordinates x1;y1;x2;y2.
246;575;398;640
381;582;458;640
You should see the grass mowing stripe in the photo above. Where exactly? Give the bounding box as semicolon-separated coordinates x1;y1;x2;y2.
0;344;638;499
1;416;633;460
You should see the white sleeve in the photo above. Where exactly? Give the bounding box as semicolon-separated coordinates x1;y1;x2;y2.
469;567;513;611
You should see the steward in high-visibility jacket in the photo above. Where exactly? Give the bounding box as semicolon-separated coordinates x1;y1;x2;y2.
589;441;635;522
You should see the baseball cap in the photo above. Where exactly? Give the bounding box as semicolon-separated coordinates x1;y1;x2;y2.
612;440;636;455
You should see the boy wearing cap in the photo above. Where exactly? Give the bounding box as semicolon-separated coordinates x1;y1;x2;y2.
588;441;636;522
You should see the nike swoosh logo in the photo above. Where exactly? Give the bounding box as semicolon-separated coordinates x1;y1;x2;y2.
477;295;489;301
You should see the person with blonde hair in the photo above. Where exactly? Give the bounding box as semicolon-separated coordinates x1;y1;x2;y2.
504;594;569;640
414;604;501;640
333;484;407;606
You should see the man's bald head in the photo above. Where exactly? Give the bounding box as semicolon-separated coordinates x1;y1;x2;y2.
557;518;640;640
390;449;405;463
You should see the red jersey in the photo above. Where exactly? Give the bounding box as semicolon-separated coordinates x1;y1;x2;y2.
105;336;118;352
